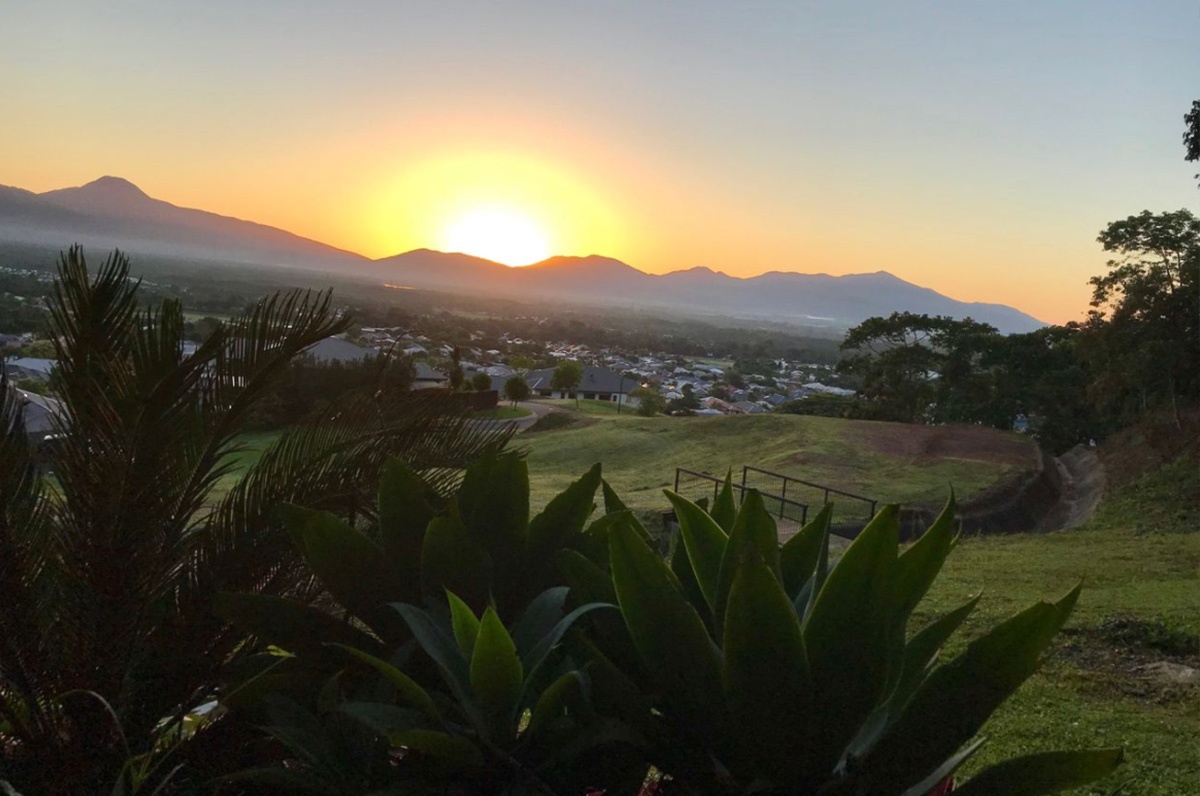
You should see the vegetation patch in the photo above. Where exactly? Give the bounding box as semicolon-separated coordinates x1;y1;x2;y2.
525;411;589;433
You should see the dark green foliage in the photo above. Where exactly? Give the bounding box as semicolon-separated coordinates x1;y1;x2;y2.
1185;99;1199;182
471;372;492;392
558;488;1122;795
0;246;511;796
503;374;531;405
249;353;414;429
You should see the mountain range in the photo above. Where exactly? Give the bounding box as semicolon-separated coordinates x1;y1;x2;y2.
0;176;1046;334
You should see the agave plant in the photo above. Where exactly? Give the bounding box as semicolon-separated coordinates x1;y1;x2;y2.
220;454;650;794
563;478;1124;795
0;247;511;795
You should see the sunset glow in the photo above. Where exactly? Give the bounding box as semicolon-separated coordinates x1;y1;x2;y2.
443;207;551;266
0;2;1195;323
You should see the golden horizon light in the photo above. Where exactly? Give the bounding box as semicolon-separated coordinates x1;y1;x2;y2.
441;205;552;266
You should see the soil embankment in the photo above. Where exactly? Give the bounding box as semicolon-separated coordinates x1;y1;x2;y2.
899;442;1106;538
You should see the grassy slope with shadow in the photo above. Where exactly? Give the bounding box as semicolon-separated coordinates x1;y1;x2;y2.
918;453;1199;794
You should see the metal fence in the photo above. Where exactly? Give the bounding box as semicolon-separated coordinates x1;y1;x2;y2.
740;465;878;531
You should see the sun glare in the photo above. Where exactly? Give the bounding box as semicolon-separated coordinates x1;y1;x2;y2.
443;207;551;266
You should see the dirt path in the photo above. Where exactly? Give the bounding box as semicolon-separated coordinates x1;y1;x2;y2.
1036;445;1107;532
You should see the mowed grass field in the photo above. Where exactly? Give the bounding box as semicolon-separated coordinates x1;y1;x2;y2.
917;457;1200;793
519;408;1034;524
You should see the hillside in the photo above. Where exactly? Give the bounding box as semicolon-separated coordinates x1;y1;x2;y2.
520;410;1035;524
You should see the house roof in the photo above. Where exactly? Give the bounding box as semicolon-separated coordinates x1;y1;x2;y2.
414;362;448;382
5;357;56;376
304;336;374;364
526;365;631;394
14;388;64;437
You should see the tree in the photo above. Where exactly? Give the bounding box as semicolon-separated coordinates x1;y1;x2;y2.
551;359;583;408
630;385;666;416
448;345;464;391
839;313;948;423
502;374;530;406
0;247;512;794
1186;99;1199;184
470;372;492;392
1085;209;1200;422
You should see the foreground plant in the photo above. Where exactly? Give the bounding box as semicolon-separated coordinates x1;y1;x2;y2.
564;478;1124;794
0;247;511;795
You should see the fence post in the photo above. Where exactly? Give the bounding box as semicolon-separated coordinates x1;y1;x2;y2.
674;469;681;493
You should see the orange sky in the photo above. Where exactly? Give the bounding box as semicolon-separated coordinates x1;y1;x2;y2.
1;2;1196;325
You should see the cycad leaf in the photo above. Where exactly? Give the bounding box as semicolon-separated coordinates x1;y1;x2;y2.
470;607;523;736
213;592;383;659
780;503;833;598
609;519;725;739
664;490;730;611
722;547;810;782
803;504;900;776
952;748;1124;796
863;585;1083;793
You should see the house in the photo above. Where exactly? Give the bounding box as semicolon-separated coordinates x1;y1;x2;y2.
525;365;636;405
4;357;56;382
12;388;64;444
304;336;374;364
412;361;450;390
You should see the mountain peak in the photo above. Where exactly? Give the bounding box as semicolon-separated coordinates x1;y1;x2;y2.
79;176;149;199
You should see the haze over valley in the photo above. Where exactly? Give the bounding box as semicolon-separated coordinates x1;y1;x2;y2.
0;175;1045;333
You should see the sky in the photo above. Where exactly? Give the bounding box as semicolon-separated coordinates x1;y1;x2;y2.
1;1;1196;324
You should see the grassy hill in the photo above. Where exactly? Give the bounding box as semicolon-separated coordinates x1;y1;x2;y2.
520;408;1035;525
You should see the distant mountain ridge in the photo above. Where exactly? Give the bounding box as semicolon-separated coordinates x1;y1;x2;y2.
0;176;1046;333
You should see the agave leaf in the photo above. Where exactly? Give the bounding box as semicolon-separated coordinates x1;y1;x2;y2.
714;490;781;639
862;585;1083;793
891;497;958;624
722;546;810;784
337;701;425;737
389;602;476;724
510;586;570;658
525;670;585;739
213;592;384;659
663;490;730;612
421;515;493;611
803;504;900;777
951;748;1124;796
801;508;833;623
557;550;642;673
470;607;524;737
456;451;529;566
526;464;602;584
847;595;982;760
602;479;629;515
609;519;725;740
446;590;481;660
709;471;738;533
281;506;408;641
332;644;442;726
389;728;484;767
897;737;987;796
377;457;436;589
780;503;833;598
520;601;615;694
670;527;714;632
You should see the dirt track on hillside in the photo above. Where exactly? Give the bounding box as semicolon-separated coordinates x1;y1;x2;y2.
849;421;1037;469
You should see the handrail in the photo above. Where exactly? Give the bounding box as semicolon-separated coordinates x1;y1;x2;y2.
673;467;809;524
741;465;878;519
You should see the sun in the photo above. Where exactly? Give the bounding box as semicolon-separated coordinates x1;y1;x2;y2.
442;207;551;266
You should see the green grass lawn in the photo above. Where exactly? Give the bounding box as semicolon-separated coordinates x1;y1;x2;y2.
528;398;628;416
519;413;1028;524
914;456;1200;793
475;405;532;420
